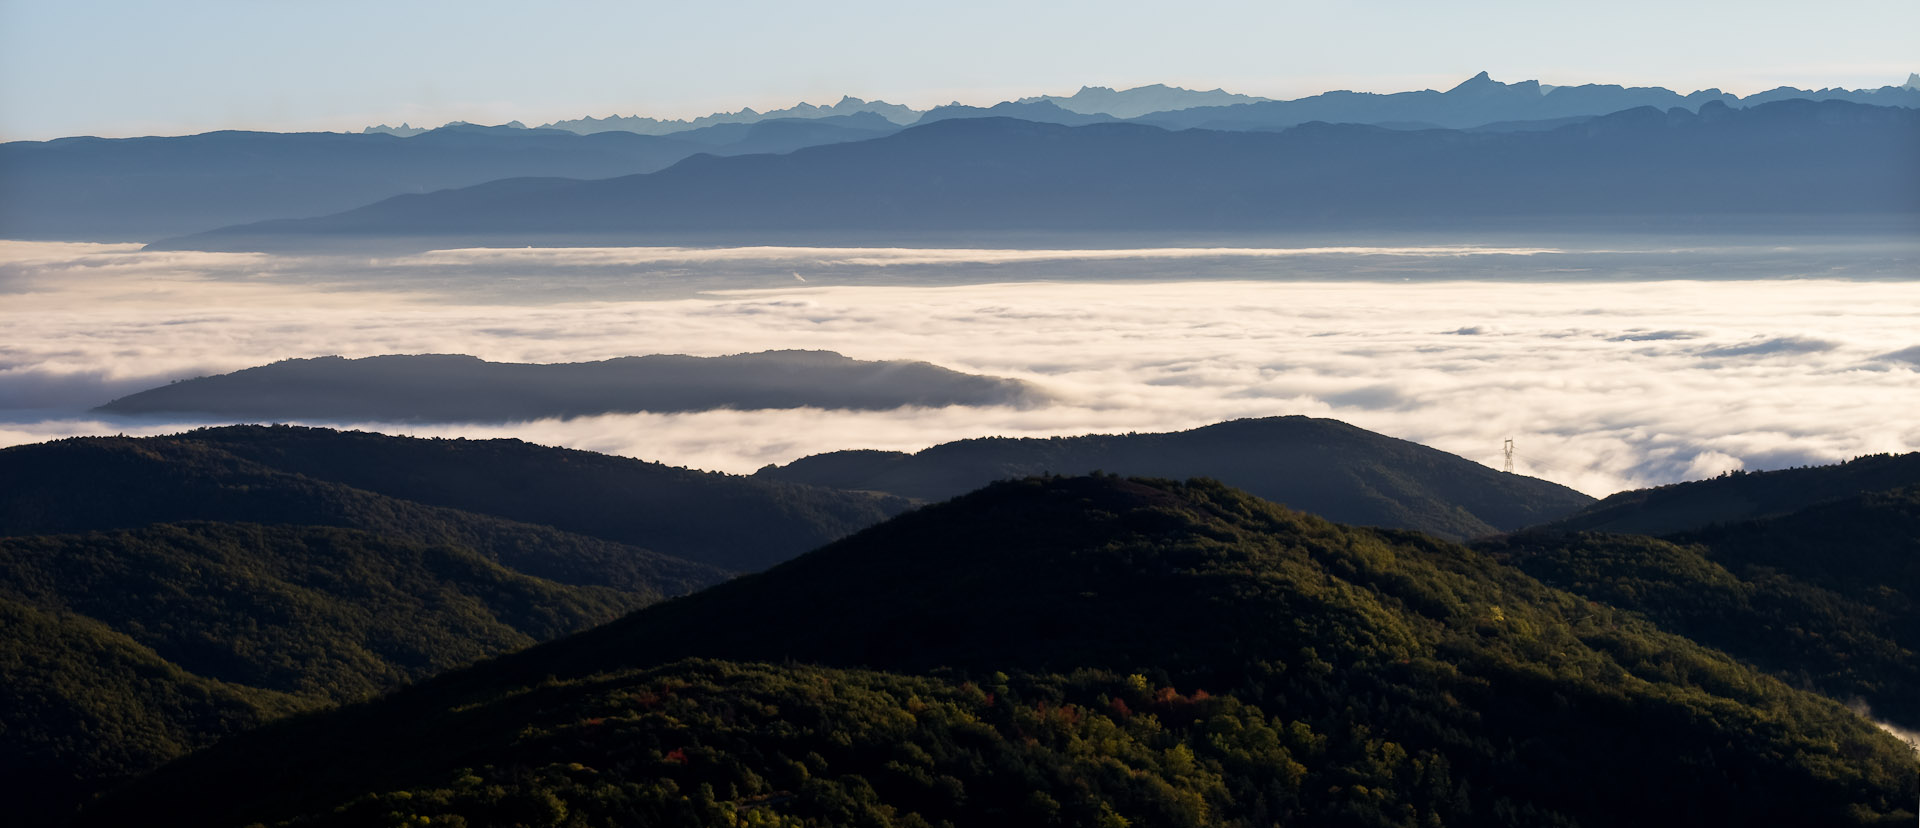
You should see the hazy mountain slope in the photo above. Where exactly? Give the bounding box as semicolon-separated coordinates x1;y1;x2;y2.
1540;451;1920;535
757;416;1593;539
0;125;708;241
914;99;1120;126
0;118;900;243
180;425;912;571
654;112;900;150
153;99;1920;252
537;95;919;135
95;351;1046;422
0;435;729;592
84;477;1917;827
1017;82;1271;118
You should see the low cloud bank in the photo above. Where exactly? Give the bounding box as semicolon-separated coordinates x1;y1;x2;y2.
2;242;1917;497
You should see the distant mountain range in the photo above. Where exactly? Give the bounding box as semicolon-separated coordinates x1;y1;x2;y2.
0;120;899;241
528;95;920;136
152;99;1920;252
756;416;1593;539
95;351;1044;423
1015;83;1272;118
381;75;1920;136
1137;71;1920;131
9;73;1915;243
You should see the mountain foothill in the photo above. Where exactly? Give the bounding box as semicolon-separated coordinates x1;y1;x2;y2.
4;417;1918;826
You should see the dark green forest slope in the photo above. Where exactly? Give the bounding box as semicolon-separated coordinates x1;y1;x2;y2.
1540;452;1920;535
0;431;811;822
0;435;729;592
1486;483;1920;730
0;523;645;824
754;416;1593;539
88;477;1918;827
185;425;912;571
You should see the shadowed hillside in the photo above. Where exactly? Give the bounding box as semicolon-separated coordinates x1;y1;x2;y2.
1489;461;1920;729
757;416;1594;539
82;477;1917;827
1539;451;1920;535
178;425;912;572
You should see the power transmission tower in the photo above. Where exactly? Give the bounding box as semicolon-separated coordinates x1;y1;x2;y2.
1503;439;1515;474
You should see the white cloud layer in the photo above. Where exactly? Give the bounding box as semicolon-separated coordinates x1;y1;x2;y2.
3;240;1917;498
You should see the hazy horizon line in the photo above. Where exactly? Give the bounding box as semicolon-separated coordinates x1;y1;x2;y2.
7;69;1914;144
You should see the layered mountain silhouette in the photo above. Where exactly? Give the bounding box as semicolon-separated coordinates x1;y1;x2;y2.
1015;83;1272;118
1139;70;1920;131
914;99;1121;126
78;476;1919;826
755;416;1593;539
152;99;1920;252
643;112;900;153
533;95;919;136
0;122;894;241
94;351;1045;423
18;74;1916;244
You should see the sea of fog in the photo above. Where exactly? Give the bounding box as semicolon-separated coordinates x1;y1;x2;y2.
2;237;1916;497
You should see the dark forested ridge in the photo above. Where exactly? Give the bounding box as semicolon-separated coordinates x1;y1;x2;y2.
0;434;730;591
179;424;911;571
0;522;646;825
1486;462;1920;730
95;351;1046;423
757;416;1594;539
0;425;904;823
1538;451;1920;535
84;476;1918;827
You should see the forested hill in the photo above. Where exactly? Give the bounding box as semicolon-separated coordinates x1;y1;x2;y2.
1539;451;1920;535
0;431;750;823
180;424;912;571
0;435;728;592
756;416;1593;539
0;521;648;824
86;476;1917;827
0;425;904;823
1486;455;1920;730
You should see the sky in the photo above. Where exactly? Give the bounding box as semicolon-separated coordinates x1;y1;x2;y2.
2;0;1916;140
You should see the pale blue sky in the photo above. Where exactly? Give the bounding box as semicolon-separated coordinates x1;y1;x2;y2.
2;0;1914;140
